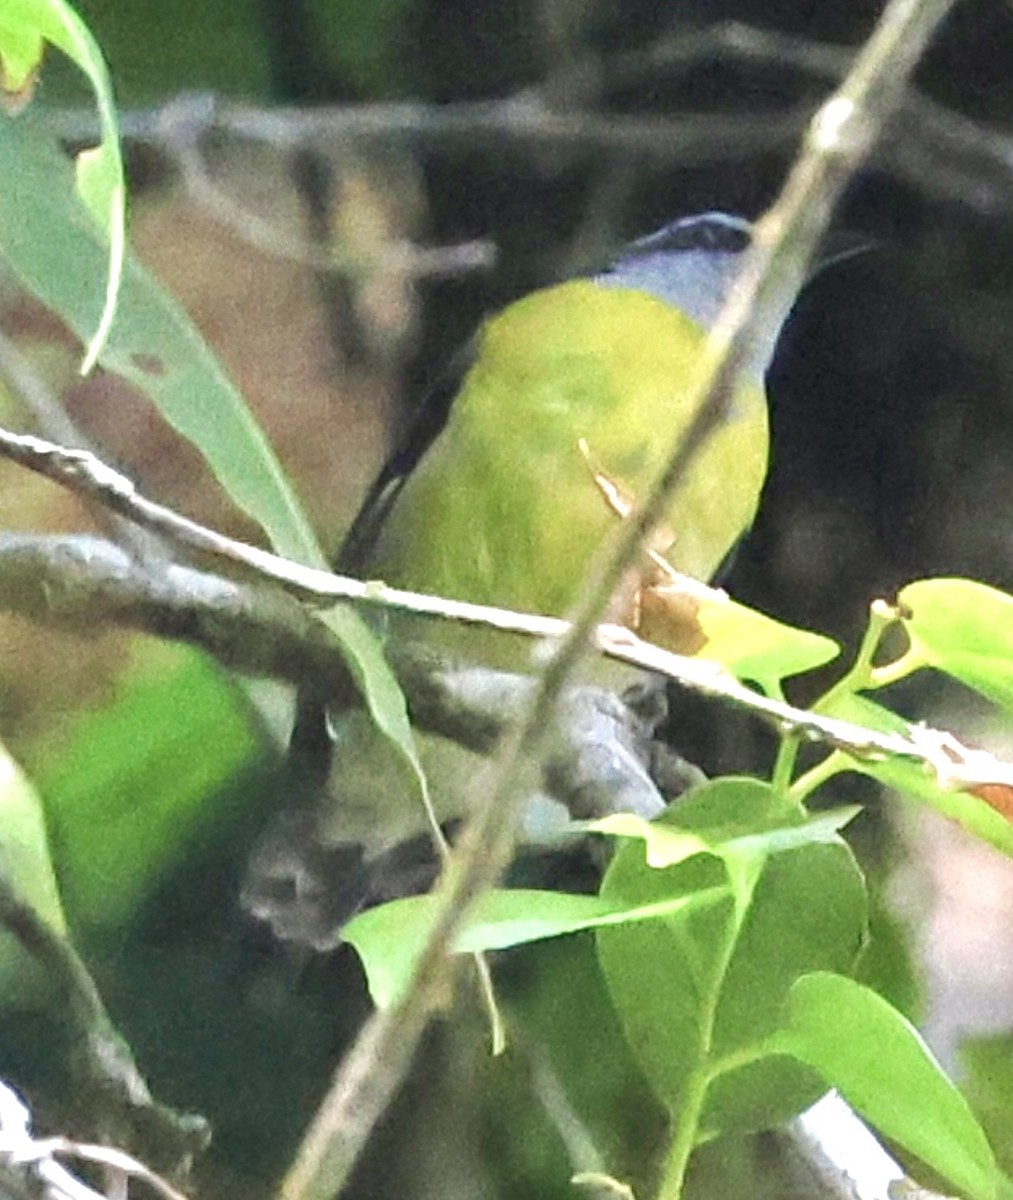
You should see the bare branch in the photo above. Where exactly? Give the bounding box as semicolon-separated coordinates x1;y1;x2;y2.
0;875;208;1178
40;21;1013;217
50;90;798;165
159;100;495;279
0;1081;195;1200
0;532;353;697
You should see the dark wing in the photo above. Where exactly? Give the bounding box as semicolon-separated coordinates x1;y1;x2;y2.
336;340;478;574
287;340;478;779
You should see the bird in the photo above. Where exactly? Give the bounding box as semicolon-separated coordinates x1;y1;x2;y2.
245;212;801;948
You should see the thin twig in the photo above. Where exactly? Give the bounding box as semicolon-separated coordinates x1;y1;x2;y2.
49;92;800;164
40;27;1013;217
0;331;165;562
161;103;495;279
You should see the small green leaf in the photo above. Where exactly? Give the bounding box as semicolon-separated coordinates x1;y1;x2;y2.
641;583;838;690
0;15;43;93
774;972;1000;1200
693;594;839;689
345;886;728;1009
0;736;66;934
899;578;1013;712
590;802;860;870
589;813;710;868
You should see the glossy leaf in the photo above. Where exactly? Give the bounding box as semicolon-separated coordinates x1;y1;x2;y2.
774;972;1000;1200
596;779;867;1138
898;578;1013;713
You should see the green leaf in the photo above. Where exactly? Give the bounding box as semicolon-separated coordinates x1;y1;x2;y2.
0;0;125;371
819;693;1013;858
0;112;321;564
898;578;1013;712
36;645;263;931
596;779;867;1138
640;582;839;690
961;1033;1013;1181
590;804;861;870
345;886;729;1009
774;972;1000;1200
0;15;43;92
680;589;838;690
0;736;66;934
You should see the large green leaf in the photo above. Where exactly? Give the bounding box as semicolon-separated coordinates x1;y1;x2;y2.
595;779;867;1139
774;972;1000;1200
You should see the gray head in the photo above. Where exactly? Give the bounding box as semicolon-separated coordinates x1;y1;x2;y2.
593;212;798;380
594;212;753;329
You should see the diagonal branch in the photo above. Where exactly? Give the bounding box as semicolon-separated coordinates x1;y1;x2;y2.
3;531;1010;798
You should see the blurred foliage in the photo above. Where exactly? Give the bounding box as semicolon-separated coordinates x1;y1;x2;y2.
962;1034;1013;1180
46;0;273;102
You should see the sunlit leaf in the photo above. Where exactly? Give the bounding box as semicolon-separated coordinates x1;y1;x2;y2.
590;803;860;869
639;580;839;690
898;578;1013;713
0;15;43;101
774;972;1000;1200
0;736;66;934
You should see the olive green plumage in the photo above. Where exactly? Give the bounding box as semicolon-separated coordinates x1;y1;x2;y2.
252;214;796;944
